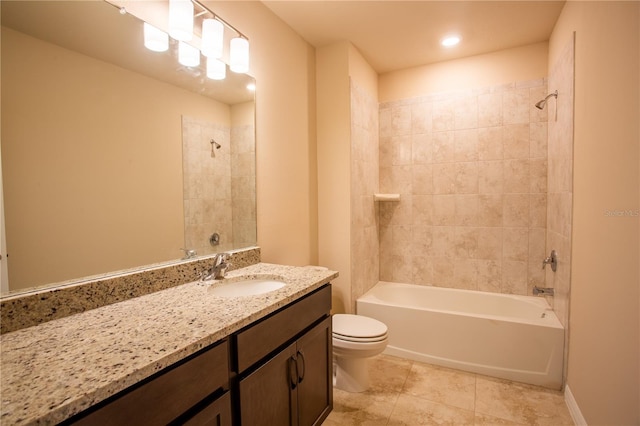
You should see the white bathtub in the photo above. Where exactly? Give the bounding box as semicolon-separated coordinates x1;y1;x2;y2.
357;281;564;389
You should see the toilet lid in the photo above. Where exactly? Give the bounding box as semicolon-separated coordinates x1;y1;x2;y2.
332;314;388;339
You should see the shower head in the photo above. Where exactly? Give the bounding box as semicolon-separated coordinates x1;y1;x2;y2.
535;90;558;110
210;139;221;149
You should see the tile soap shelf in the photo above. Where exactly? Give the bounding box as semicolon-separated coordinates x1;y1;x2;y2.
374;193;400;202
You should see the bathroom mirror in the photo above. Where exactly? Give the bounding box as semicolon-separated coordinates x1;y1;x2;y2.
0;1;256;294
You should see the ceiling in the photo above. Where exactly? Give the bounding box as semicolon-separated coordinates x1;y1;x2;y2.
262;1;565;74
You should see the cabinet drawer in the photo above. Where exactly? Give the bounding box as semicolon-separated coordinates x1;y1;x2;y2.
235;285;331;373
71;340;229;425
183;391;232;426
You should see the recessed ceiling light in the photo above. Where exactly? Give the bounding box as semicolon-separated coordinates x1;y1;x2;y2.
441;35;461;47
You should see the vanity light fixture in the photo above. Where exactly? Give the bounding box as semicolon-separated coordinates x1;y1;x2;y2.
169;0;194;41
441;35;461;47
117;0;251;76
178;41;200;67
143;23;169;52
229;36;249;73
207;57;226;80
201;18;224;59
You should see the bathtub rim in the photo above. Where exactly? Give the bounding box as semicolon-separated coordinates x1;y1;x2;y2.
358;281;563;329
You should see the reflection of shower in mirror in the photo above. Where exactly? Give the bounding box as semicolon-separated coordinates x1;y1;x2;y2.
210;138;221;156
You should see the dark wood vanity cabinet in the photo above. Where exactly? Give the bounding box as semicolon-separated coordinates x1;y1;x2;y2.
238;317;332;426
65;284;332;426
66;340;231;426
234;284;333;426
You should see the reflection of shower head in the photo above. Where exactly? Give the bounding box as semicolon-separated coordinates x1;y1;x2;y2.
535;90;558;110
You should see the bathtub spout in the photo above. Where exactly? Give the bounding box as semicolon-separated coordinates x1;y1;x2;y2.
533;286;554;296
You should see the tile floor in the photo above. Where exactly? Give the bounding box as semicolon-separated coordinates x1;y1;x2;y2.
324;354;574;425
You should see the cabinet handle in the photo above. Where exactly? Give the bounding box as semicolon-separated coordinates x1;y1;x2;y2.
296;351;306;384
288;356;298;390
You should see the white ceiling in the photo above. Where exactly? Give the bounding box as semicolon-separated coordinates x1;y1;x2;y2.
262;1;565;74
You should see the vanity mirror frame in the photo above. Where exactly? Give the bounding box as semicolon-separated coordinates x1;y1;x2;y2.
0;0;257;296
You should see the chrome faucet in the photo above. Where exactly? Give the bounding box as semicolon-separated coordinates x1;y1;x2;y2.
533;286;555;297
181;248;197;260
201;252;231;281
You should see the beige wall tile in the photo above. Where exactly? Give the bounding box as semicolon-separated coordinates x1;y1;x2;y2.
477;227;503;260
503;88;530;124
455;162;479;194
391;105;412;135
412;195;434;225
433;195;456;225
477;259;502;293
433;163;457;194
412;164;433;194
455;96;479;130
454;129;479;161
503;227;529;261
503;194;530;227
433;98;456;131
478;160;504;194
478;92;503;128
501;260;528;294
411;102;432;134
529;122;548;158
411;133;432;164
503;159;530;193
455;195;479;226
478;127;504;160
432;130;456;163
478;194;504;227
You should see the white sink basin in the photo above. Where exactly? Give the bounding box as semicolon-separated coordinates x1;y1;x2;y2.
210;278;286;297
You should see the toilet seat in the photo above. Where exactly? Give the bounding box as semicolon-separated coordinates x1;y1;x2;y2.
332;314;388;343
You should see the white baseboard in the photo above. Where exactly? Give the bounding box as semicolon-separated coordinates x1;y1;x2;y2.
565;384;587;426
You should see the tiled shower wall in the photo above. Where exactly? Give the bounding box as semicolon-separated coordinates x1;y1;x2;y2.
350;80;380;312
378;79;549;296
231;123;257;249
182;116;255;255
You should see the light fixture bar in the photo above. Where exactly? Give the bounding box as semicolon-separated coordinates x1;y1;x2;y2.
191;0;248;41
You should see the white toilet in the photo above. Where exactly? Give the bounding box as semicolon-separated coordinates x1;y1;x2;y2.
332;313;388;392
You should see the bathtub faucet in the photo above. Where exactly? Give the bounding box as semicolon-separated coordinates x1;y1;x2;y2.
542;250;557;272
533;286;555;297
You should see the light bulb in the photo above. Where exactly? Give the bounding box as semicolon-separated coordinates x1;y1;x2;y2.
169;0;193;41
441;35;461;47
143;23;169;52
207;58;226;80
229;37;249;73
178;41;200;67
202;18;224;59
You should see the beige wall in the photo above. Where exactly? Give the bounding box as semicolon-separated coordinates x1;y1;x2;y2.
550;2;639;424
208;1;318;267
2;26;225;290
379;42;548;103
316;42;352;312
316;42;379;313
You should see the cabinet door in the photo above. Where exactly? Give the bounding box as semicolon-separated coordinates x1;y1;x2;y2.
295;317;332;426
239;343;298;426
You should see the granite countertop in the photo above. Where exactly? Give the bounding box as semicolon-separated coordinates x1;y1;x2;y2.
0;263;338;425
